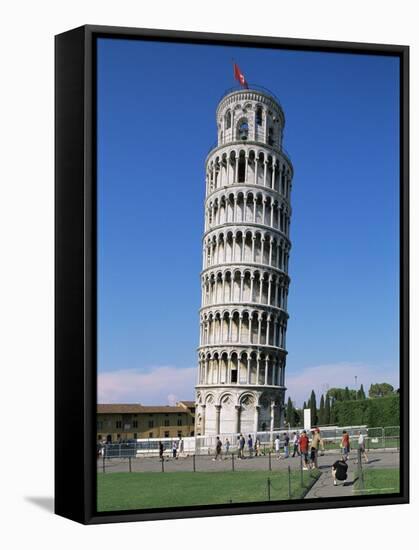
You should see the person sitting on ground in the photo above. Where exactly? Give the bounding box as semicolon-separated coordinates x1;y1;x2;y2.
332;458;348;486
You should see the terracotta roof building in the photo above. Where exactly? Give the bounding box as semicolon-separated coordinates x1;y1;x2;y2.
97;401;195;443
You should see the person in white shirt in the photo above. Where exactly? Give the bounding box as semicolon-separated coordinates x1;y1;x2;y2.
357;431;369;463
274;435;281;459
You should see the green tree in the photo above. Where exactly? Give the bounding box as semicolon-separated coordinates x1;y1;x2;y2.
318;394;325;425
357;384;366;400
344;386;351;401
286;397;295;426
330;399;337;424
303;401;307;410
369;383;394;398
309;390;318;426
324;394;331;424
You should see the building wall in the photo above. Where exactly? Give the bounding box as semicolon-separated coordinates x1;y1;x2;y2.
96;412;194;442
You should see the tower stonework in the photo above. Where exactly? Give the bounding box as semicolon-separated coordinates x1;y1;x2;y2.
195;87;293;436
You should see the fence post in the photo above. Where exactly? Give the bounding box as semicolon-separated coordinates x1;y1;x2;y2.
357;448;364;492
161;456;165;473
300;453;304;488
232;453;235;472
102;454;105;474
193;454;196;472
269;451;272;471
288;465;292;499
129;456;132;473
267;477;271;501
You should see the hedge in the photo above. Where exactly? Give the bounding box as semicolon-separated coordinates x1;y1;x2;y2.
332;395;400;427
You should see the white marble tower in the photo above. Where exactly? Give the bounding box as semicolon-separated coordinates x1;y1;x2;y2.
195;86;293;436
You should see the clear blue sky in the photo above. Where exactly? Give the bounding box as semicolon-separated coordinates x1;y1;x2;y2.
97;38;400;405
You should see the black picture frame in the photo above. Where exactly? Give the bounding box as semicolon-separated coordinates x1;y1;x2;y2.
55;24;409;525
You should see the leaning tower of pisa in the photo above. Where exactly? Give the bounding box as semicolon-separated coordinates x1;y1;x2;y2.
195;86;293;437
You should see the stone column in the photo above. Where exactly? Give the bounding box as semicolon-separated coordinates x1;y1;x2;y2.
265;358;269;385
256;354;260;384
215;405;221;435
254;158;258;185
270;401;276;436
201;404;206;435
235;405;241;434
254;405;260;433
247;356;251;384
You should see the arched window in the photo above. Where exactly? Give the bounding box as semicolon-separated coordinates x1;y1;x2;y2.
226;111;232;129
239;120;249;140
256;107;263;125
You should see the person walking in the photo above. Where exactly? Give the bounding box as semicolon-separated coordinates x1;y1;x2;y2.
292;431;301;457
310;428;322;469
239;433;246;459
172;439;178;459
341;430;350;462
178;436;184;457
299;430;309;470
224;438;230;459
213;436;222;460
247;434;253;457
254;437;261;457
275;434;281;459
283;432;290;458
357;431;369;463
159;441;164;461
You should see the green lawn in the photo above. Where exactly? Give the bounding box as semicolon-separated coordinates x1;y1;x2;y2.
353;468;400;495
97;469;320;512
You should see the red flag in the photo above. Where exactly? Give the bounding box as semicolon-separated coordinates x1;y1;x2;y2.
233;63;248;88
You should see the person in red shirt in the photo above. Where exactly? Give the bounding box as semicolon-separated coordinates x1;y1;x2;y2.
341;431;350;462
299;430;309;470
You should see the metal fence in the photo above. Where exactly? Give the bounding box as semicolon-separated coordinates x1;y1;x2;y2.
98;426;400;461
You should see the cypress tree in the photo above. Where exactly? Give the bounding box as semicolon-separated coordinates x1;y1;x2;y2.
318;394;325;425
358;384;366;400
309;389;317;425
344;386;351;401
324;394;331;424
330;399;337;424
286;396;294;426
